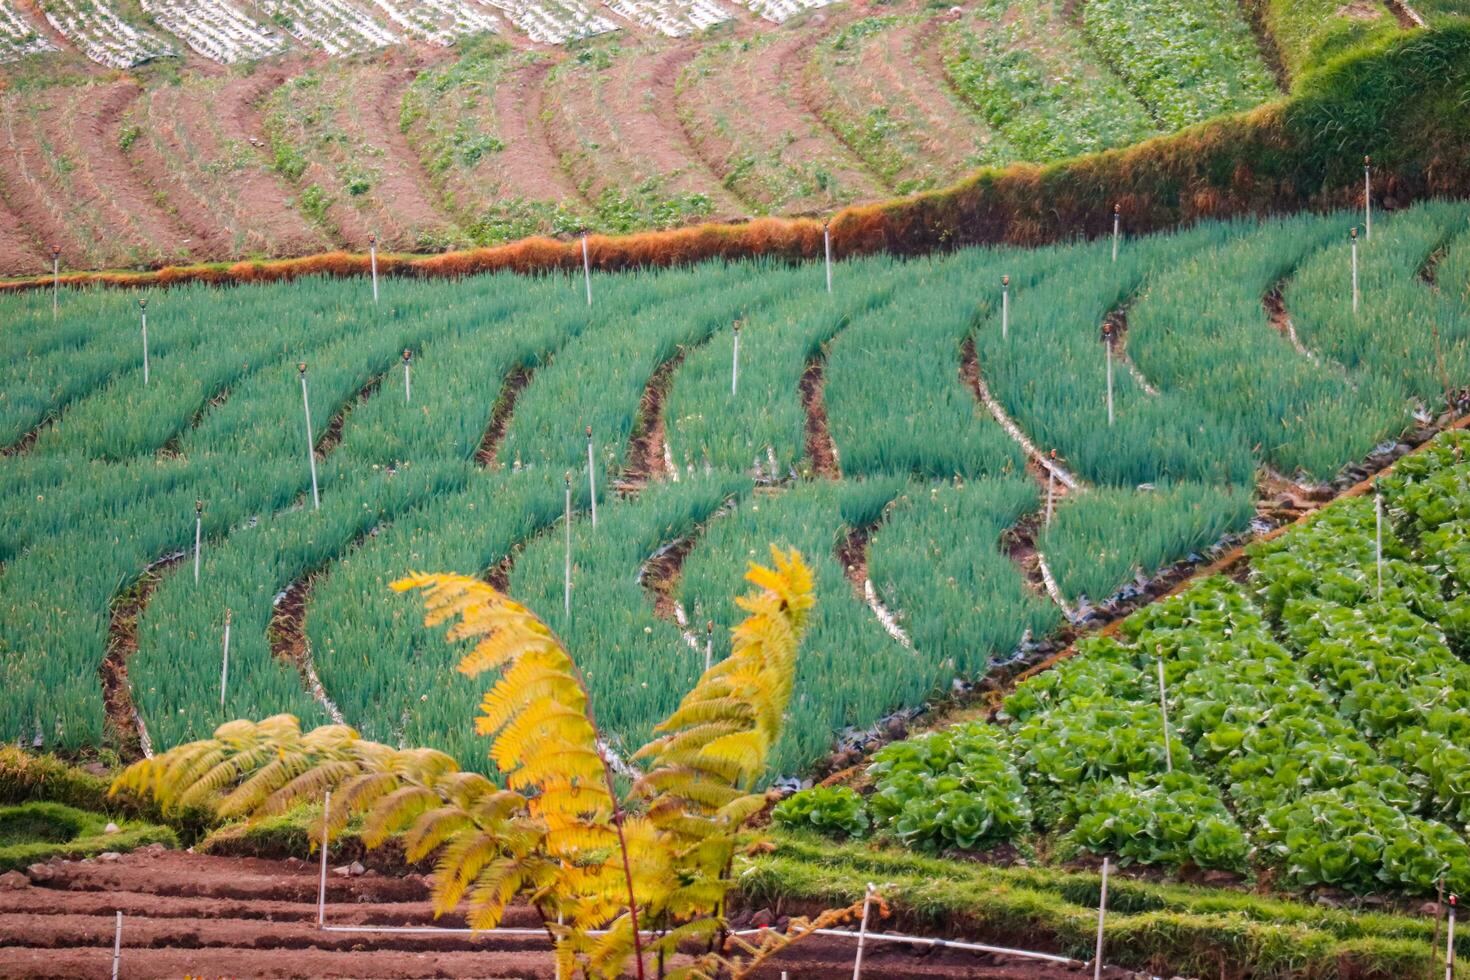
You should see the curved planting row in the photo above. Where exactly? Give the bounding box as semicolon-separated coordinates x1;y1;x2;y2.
2;205;1466;792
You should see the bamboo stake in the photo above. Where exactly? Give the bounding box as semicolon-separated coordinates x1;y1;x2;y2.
1446;894;1457;980
220;608;231;708
112;910;122;980
824;223;833;295
1352;227;1360;314
139;298;150;386
193;500;203;585
1157;652;1172;773
1092;858;1110;980
1002;275;1010;340
51;245;60;319
586;426;597;528
369;233;379;305
317;791;331;927
299;363;320;510
1376;484;1384;601
582;234;592;306
402;349;412;405
564;473;572;619
1111;204;1120;263
705;620;713;673
1102;321;1115;427
1364;156;1372;241
851;883;875;980
731;320;741;397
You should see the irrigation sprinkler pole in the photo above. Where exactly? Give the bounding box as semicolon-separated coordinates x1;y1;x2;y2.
1092;858;1110;980
1445;894;1457;980
586;426;597;528
1001;275;1010;340
824;222;833;295
851;882;875;980
1351;227;1360;314
317;790;331;927
369;234;379;305
193;500;203;585
220;608;231;708
1102;321;1115;427
731;320;741;397
299;363;320;510
582;234;592;306
1111;204;1120;263
402;349;412;405
51;245;60;320
139;298;150;386
705;620;713;673
1364;156;1372;241
564;473;572;620
1376;485;1384;601
111;910;122;980
1157;652;1172;773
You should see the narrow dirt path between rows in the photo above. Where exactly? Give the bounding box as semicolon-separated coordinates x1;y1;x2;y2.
623;347;689;484
800;348;842;479
959;337;1083;491
268;567;347;725
476;363;537;468
100;554;183;760
1104;306;1158;395
1383;0;1427;28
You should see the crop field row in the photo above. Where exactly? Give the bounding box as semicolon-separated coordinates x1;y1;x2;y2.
0;0;1303;273
780;430;1470;898
1;202;1466;780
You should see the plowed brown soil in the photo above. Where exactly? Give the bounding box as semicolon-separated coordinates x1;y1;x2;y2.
0;848;1116;978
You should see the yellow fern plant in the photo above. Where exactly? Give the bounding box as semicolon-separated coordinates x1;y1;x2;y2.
113;546;815;980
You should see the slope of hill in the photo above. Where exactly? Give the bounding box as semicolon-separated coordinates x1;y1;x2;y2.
0;0;1335;273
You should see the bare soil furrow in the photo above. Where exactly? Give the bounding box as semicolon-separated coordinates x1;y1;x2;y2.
960;336;1083;491
800;349;841;479
101;553;183;760
623;346;688;484
494;59;586;205
268;567;347;725
1383;0;1427;28
0;944;560;979
777;32;889;198
477;363;536;468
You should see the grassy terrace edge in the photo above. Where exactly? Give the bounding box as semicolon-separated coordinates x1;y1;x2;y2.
2;25;1468;292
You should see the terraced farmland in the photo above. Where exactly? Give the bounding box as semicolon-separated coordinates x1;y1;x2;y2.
0;0;1371;275
4;200;1468;782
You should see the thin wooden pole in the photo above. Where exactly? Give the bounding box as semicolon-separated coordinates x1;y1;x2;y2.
704;620;713;673
1111;204;1120;263
564;474;572;620
139;298;150;386
402;349;412;404
851;883;875;980
1092;858;1110;980
1364;156;1372;241
299;363;320;510
1376;486;1384;601
1445;894;1457;980
1103;322;1115;427
220;608;231;708
1157;653;1173;773
582;234;592;306
317;791;331;927
111;910;122;980
51;246;60;319
193;500;203;584
731;320;741;397
1001;275;1010;340
1352;227;1360;314
369;234;379;304
586;426;597;528
824;224;833;294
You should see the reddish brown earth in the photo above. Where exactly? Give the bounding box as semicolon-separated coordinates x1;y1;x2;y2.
491;59;586;205
0;848;1116;978
800;351;841;479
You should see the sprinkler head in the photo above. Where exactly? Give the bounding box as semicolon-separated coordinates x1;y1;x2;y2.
1364;155;1371;167
1114;203;1121;215
706;620;713;634
298;362;307;375
368;233;376;246
402;349;412;363
586;425;593;439
564;471;572;487
1351;227;1359;240
138;297;147;311
1002;275;1010;287
195;499;203;515
51;245;60;257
